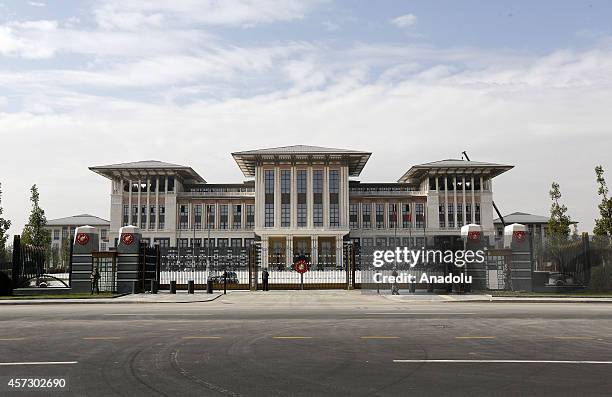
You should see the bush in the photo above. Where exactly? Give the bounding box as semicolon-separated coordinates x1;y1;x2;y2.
589;266;612;291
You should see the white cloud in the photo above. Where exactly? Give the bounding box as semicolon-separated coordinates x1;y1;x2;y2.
27;1;45;7
390;13;417;28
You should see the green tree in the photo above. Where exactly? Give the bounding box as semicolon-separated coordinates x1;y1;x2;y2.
60;237;71;269
548;182;572;239
0;183;11;262
593;166;612;237
21;185;51;250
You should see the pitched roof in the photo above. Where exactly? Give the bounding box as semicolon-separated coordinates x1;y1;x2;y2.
46;214;110;226
398;159;513;182
493;212;550;224
232;145;371;177
89;160;206;183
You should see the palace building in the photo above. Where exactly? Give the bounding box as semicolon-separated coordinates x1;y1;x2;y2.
90;145;513;268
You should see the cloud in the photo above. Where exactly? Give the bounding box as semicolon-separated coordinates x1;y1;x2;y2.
390;13;417;28
27;1;45;7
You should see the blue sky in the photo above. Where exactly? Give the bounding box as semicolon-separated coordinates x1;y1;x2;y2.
0;0;611;235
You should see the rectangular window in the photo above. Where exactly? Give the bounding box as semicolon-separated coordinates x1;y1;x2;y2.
191;238;202;248
53;229;60;240
297;169;307;227
177;238;189;248
456;177;464;191
232;204;242;229
154;238;170;248
376;203;384;229
329;170;339;227
123;205;129;226
100;229;107;240
313;170;323;227
246;204;255;229
194;204;202;230
132;205;138;226
349;203;358;229
217;238;228;248
167;176;175;192
231;238;242;248
429;177;436;190
465;203;472;223
265;170;275;227
475;203;481;224
457;204;464;227
179;204;189;229
149;206;156;229
158;205;165;229
206;204;215;229
448;204;455;228
362;203;371;229
388;203;397;229
220;204;228;229
439;204;446;228
447;176;455;191
415;203;425;228
140;205;147;229
362;237;373;247
401;203;411;228
474;177;481;191
438;177;446;191
281;170;291;227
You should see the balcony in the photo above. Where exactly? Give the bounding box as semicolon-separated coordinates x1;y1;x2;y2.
177;191;255;198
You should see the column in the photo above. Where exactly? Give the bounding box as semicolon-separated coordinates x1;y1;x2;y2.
323;166;329;228
155;177;159;230
471;175;476;224
444;176;448;228
462;176;466;226
291;166;297;228
228;202;233;230
241;201;247;229
307;167;313;229
137;179;141;228
128;179;133;225
188;202;192;230
274;166;281;228
453;175;458;228
335;235;343;268
262;236;269;269
146;178;150;230
285;235;293;267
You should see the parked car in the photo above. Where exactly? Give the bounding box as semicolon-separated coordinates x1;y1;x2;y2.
548;273;576;286
210;272;239;285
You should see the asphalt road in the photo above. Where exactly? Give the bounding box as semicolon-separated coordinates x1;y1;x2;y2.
1;291;612;396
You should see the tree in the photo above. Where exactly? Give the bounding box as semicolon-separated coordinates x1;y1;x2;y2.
593;166;612;237
60;237;71;269
21;185;51;250
548;182;572;239
0;183;11;262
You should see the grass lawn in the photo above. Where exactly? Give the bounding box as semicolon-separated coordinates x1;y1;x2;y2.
491;291;612;298
0;292;121;300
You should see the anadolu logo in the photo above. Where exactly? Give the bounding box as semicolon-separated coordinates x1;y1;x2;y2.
75;233;90;246
121;233;135;246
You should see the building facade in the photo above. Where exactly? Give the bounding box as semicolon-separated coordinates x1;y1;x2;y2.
45;214;110;267
90;145;513;268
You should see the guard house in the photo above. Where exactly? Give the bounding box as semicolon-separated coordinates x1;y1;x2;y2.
90;145;513;269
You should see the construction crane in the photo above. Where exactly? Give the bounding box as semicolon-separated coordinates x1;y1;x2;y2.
461;151;506;227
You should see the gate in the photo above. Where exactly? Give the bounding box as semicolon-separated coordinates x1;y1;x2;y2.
10;235;69;289
139;244;160;292
485;248;512;290
92;252;117;292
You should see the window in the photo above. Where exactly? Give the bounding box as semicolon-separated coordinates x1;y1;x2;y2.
154;238;170;248
231;238;242;248
101;242;107;251
62;227;68;239
349;203;359;229
447;176;454;191
157;205;165;229
376;203;384;229
362;203;371;229
177;238;189;248
297;170;307;227
179;204;189;229
206;204;215;229
122;205;129;226
448;204;455;228
456;177;464;191
457;204;464;227
167;176;175;192
362;237;373;247
281;169;291;227
140;205;147;229
329;170;339;227
194;204;202;229
475;203;481;224
53;229;60;240
232;205;242;229
132;205;138;226
220;205;228;229
265;170;274;227
246;204;254;229
465;203;472;223
438;177;446;191
191;238;202;248
401;203;411;228
149;206;156;229
429;177;436;190
439;204;446;228
313;170;323;227
388;203;397;229
217;238;228;248
100;228;107;240
474;177;481;191
415;203;425;228
376;237;387;247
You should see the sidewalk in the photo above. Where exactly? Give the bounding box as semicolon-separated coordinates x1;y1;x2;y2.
0;291;222;305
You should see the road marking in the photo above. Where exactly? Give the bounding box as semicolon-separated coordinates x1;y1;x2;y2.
554;337;595;340
273;336;313;339
455;336;496;340
365;312;475;315
0;338;26;341
83;337;120;340
394;360;612;364
182;336;222;339
360;336;400;339
0;361;78;366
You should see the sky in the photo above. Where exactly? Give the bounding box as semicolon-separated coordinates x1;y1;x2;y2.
0;0;611;236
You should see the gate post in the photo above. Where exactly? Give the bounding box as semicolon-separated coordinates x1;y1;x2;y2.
461;224;486;291
70;225;99;293
116;226;142;294
504;223;532;292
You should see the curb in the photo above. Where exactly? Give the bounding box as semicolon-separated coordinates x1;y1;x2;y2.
0;294;223;305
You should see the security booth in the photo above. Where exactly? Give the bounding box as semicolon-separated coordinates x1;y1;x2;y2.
504;223;533;291
70;225;100;293
461;223;486;291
